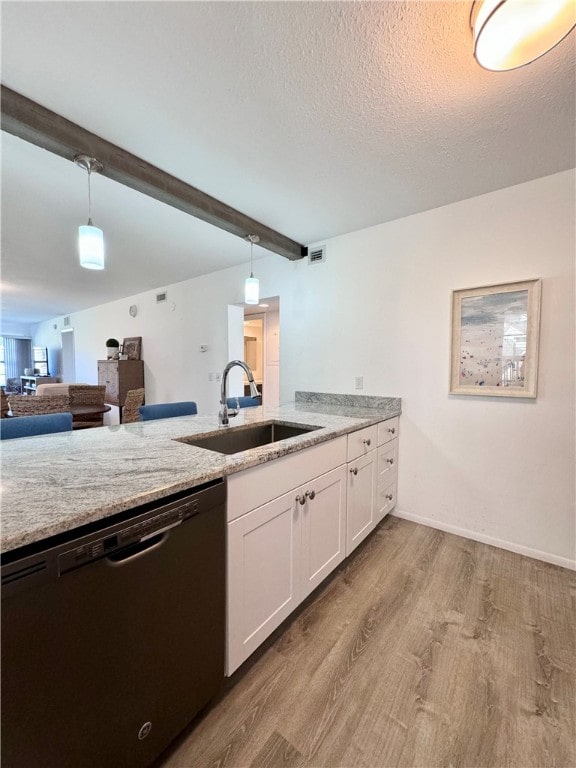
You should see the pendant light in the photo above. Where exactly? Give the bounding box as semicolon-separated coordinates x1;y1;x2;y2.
244;234;260;305
471;0;576;72
74;155;105;270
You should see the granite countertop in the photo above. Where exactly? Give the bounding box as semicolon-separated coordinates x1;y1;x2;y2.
0;393;401;554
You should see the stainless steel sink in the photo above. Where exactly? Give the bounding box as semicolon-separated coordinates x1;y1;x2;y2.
174;420;321;455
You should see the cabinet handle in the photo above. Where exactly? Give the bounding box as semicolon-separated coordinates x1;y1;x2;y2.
388;427;396;434
350;467;358;476
386;458;394;465
386;494;393;501
295;495;306;506
305;490;316;501
363;438;371;446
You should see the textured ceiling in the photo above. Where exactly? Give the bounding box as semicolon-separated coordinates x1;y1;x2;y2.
1;1;575;326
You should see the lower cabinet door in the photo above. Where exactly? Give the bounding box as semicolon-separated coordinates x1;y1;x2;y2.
377;478;397;523
227;491;300;674
346;449;378;556
300;465;347;601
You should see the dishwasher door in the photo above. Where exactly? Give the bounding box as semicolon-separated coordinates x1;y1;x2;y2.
1;480;226;768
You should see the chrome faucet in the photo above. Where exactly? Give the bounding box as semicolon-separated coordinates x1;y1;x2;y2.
219;360;261;426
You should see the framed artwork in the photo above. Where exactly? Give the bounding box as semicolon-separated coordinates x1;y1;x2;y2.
450;279;541;398
122;336;142;361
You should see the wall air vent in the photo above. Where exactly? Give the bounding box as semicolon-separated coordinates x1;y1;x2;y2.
156;291;167;304
63;316;71;327
308;245;326;265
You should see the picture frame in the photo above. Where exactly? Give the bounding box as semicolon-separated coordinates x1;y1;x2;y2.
122;336;142;361
450;279;542;398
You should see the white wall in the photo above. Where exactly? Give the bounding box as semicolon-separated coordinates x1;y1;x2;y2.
32;170;575;566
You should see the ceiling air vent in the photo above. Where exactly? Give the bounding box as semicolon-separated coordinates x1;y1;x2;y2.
63;316;71;327
308;245;326;265
156;291;167;304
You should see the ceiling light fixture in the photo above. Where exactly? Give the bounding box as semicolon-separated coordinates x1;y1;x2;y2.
471;0;576;71
244;234;260;305
74;155;105;270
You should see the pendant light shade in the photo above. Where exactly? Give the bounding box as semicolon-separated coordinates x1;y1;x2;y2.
79;221;105;270
244;276;260;305
471;0;576;71
74;155;105;270
244;234;260;305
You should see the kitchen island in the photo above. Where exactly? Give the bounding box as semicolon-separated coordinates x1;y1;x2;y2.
1;392;401;554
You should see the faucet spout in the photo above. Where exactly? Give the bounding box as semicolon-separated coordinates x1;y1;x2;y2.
219;360;261;426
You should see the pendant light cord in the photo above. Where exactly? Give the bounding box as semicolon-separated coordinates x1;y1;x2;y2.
250;237;254;278
87;166;93;225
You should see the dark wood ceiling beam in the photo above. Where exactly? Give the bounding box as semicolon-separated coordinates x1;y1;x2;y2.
1;85;306;261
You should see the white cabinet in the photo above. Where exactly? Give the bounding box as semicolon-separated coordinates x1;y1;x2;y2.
227;416;400;674
227;490;300;673
377;420;399;523
346;449;378;556
301;465;347;600
346;427;378;556
227;460;347;674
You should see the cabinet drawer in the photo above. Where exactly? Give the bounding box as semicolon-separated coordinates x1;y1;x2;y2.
377;439;398;485
346;425;378;462
376;479;397;523
227;436;347;522
378;417;399;446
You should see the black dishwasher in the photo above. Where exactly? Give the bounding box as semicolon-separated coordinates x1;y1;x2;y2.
1;478;226;768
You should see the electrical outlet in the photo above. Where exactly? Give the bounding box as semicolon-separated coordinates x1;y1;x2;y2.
208;372;214;382
355;376;363;390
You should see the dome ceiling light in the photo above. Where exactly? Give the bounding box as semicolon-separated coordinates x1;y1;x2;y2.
471;0;576;72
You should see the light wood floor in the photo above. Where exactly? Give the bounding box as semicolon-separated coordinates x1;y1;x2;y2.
156;517;576;768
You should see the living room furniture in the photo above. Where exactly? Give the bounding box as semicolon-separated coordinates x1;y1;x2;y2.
20;375;59;394
8;394;71;416
139;402;197;421
69;385;107;429
122;388;145;424
97;360;144;420
0;413;73;440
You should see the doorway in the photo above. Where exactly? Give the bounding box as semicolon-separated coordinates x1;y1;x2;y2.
61;329;75;383
244;298;280;407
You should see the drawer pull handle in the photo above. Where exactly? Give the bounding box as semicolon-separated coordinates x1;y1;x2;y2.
350;467;358;476
305;490;316;501
295;495;306;506
388;427;396;434
363;438;371;446
386;458;394;465
386;494;393;501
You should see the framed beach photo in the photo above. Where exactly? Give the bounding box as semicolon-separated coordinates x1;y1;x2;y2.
122;336;142;361
450;279;542;398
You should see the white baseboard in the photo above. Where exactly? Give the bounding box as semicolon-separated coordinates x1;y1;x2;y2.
392;508;576;571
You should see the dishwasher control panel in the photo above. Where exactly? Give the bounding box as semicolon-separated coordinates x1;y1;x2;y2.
58;498;200;574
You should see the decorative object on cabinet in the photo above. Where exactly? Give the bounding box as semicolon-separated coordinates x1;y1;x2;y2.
8;394;70;416
97;359;144;420
105;338;120;360
122;336;142;361
32;346;50;376
470;0;576;73
122;388;145;424
74;154;105;270
450;279;541;398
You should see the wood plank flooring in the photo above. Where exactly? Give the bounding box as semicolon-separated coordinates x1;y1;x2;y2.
155;517;576;768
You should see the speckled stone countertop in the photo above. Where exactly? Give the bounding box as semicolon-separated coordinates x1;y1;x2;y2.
1;395;401;554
